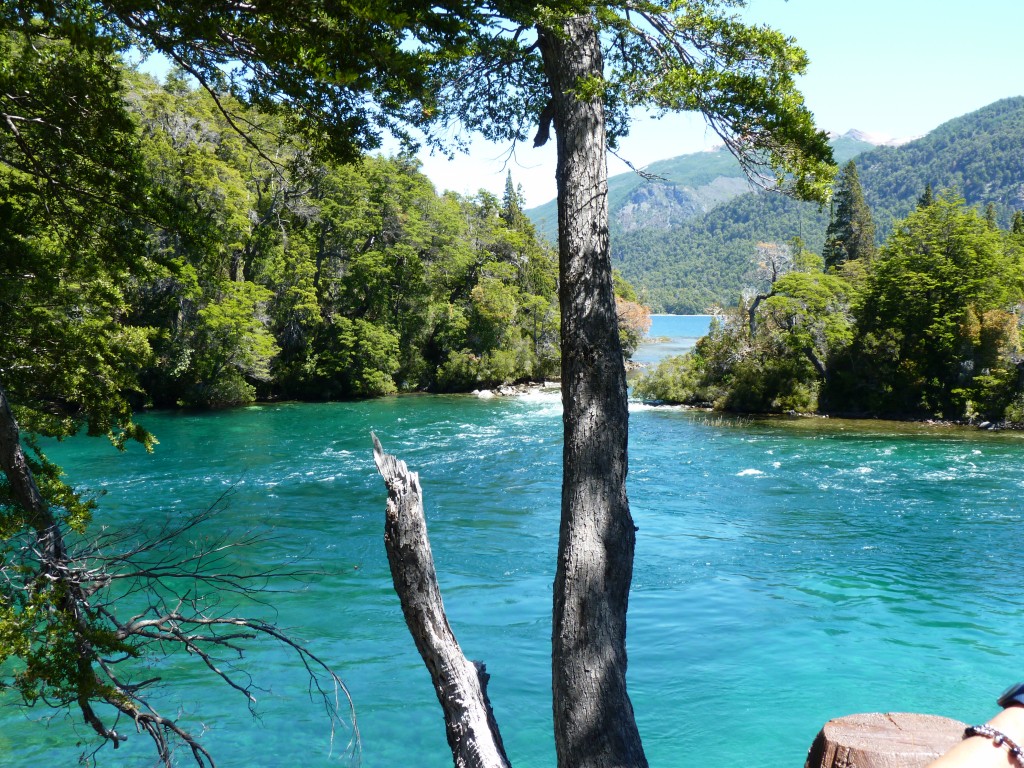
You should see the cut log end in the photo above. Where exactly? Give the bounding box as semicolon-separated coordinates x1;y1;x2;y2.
806;712;967;768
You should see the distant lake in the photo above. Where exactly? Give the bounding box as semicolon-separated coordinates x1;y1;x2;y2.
632;314;713;366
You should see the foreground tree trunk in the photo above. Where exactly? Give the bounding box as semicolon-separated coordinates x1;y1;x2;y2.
537;17;648;768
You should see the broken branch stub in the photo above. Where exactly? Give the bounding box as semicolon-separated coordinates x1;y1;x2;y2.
371;433;512;768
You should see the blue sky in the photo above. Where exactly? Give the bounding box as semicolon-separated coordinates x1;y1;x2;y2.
418;0;1024;207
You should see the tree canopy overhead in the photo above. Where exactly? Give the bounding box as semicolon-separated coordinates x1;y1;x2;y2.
2;0;835;212
3;0;489;161
1;2;836;767
428;0;834;201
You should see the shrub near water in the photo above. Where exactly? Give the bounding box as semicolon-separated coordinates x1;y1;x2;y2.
634;314;820;413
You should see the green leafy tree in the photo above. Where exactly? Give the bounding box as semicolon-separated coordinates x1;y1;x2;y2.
434;188;560;390
500;170;529;229
0;32;153;444
636;266;854;414
186;281;280;406
984;201;999;229
830;192;1020;417
0;3;483;761
823;160;875;269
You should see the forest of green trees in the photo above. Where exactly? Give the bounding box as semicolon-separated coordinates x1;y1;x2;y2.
636;165;1024;423
4;56;582;417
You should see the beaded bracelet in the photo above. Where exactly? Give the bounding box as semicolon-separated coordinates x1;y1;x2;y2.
965;724;1024;767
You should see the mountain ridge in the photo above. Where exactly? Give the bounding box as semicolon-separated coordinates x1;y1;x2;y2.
527;96;1024;313
526;131;884;244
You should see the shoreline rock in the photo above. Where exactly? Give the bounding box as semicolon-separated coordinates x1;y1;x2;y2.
473;381;561;399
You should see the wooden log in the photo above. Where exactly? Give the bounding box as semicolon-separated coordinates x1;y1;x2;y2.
805;712;967;768
372;433;512;768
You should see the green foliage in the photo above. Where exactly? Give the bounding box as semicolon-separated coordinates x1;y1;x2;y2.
614;192;827;313
612;269;639;302
0;33;154;445
431;0;834;204
640;193;1024;422
297;318;401;398
185;281;280;407
823;160;875;268
829;193;1021;417
423;190;560;391
0;439;139;726
637;263;852;413
633;350;710;404
106;79;562;404
0;441;98;537
3;0;501;163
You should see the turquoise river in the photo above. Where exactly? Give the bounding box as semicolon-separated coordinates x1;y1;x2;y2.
2;316;1024;767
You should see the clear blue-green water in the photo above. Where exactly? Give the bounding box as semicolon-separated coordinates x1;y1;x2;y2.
3;323;1024;767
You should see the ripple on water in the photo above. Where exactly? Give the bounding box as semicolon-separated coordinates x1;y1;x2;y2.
13;403;1024;768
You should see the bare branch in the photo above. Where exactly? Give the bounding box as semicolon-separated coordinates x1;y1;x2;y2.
0;381;357;767
607;146;666;182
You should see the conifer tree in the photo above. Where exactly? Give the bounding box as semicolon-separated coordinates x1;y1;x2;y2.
984;201;999;228
823;160;875;269
917;182;935;208
499;170;528;228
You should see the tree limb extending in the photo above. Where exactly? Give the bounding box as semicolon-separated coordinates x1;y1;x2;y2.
0;382;356;767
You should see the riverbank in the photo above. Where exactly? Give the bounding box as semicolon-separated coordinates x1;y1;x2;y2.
471;380;561;398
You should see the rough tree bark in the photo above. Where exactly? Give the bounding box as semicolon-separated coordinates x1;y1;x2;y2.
372;433;512;768
537;17;648;768
377;13;649;768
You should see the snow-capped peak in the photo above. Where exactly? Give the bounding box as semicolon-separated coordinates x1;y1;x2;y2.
830;129;918;147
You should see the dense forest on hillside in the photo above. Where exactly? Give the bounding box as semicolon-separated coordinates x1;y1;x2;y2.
5;63;575;413
611;97;1024;312
636;190;1024;423
614;193;827;313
